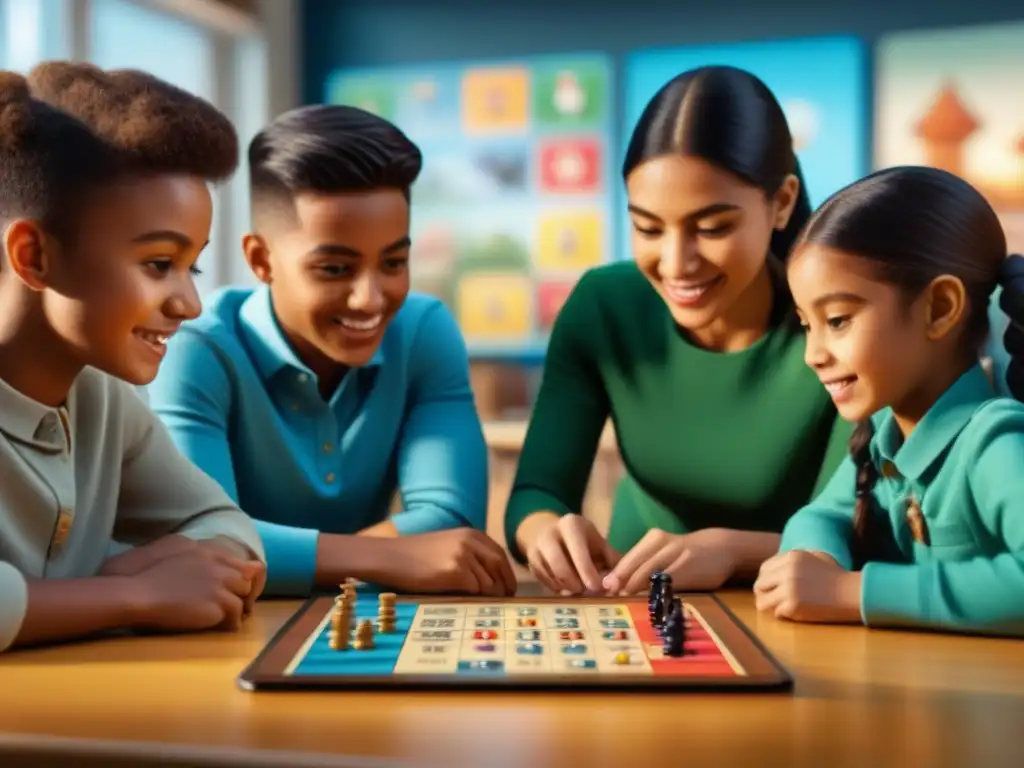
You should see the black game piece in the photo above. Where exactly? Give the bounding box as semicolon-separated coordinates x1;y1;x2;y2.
648;571;665;623
662;597;685;657
655;574;674;631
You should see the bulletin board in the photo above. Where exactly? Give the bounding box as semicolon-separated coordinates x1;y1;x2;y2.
326;53;615;359
875;22;1024;255
623;36;869;259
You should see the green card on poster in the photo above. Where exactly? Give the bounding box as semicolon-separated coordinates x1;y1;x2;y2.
531;59;608;129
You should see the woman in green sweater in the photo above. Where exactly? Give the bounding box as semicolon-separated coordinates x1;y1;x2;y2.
505;66;853;595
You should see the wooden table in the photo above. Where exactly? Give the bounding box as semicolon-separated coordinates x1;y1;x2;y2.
2;591;1023;767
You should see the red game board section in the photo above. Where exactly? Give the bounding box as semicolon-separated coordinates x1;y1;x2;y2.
627;603;739;677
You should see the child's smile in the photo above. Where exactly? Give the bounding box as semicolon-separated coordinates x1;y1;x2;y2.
787;243;937;425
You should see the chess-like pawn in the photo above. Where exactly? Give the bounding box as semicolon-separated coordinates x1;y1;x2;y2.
662;599;685;657
328;609;350;650
655;574;674;631
648;571;663;623
353;619;376;650
377;592;397;633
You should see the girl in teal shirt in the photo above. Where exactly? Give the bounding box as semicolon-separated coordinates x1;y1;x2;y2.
754;166;1024;636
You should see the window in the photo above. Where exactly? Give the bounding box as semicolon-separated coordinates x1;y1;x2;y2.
90;0;215;100
0;0;71;71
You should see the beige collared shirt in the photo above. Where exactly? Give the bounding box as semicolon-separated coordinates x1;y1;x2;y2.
0;367;265;652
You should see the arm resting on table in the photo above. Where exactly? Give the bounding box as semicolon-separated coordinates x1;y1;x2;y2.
0;563;143;652
862;401;1024;636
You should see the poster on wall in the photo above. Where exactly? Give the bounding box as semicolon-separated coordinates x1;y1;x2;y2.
875;22;1024;254
326;53;614;359
623;36;868;259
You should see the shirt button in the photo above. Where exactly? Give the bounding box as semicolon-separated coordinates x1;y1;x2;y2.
297;373;309;383
290;403;299;412
322;442;333;453
325;472;336;483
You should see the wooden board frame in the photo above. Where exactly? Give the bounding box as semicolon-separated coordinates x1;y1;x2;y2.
238;594;792;693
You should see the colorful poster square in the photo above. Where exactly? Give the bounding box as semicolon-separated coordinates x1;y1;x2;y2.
462;67;530;135
537;281;577;330
327;75;395;121
875;22;1024;253
457;273;532;339
394;72;462;141
538;138;602;194
536;211;603;271
532;59;609;129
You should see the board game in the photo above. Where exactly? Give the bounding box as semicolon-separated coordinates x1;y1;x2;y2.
239;576;791;692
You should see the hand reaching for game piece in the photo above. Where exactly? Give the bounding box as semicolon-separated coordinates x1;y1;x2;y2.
523;513;620;595
128;547;264;632
753;550;863;624
378;529;518;597
601;528;738;595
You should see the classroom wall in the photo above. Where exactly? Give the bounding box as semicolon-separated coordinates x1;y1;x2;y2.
301;0;1022;112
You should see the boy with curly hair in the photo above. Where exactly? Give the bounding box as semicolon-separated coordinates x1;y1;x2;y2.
0;63;265;653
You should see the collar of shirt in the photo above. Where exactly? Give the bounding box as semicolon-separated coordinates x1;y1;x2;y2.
237;285;385;385
0;374;75;453
870;363;996;482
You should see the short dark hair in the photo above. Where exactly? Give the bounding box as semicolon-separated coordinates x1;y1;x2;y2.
27;61;238;183
793;165;1023;563
247;104;422;227
623;65;812;260
0;70;120;238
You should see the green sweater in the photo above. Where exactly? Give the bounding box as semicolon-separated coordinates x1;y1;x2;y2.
504;261;851;561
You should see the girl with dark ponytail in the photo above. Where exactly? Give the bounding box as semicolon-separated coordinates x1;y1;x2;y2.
755;166;1024;637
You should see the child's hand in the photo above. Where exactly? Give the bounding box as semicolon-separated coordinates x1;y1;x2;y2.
128;548;262;633
602;528;737;595
753;550;863;624
523;513;620;595
99;534;196;577
383;529;518;597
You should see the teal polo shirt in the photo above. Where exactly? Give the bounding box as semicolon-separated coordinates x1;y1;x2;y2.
780;364;1024;636
147;286;488;596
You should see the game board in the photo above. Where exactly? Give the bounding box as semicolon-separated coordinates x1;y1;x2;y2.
238;590;791;692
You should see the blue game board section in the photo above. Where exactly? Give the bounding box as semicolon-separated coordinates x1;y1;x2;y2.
290;596;419;677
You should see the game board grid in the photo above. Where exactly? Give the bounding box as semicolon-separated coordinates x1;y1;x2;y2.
286;599;745;679
626;603;744;677
287;597;419;677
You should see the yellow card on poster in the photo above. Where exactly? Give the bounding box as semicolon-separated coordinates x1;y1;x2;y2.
536;211;603;270
457;273;532;338
462;68;529;134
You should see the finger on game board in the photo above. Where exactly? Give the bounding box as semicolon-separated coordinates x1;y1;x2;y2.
465;557;497;596
541;540;585;594
561;524;604;593
469;535;518;596
620;548;679;595
528;556;561;594
602;532;662;592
